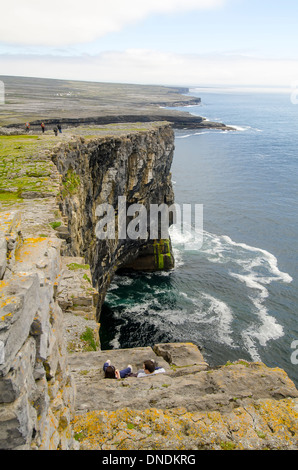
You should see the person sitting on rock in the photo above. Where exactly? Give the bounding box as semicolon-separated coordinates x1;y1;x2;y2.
103;360;133;379
137;359;165;378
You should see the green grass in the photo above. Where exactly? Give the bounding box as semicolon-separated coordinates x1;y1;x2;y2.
0;191;23;202
83;273;91;284
67;262;90;270
49;221;61;229
62;169;81;197
127;423;135;430
0;135;59;196
220;441;237;450
80;327;98;351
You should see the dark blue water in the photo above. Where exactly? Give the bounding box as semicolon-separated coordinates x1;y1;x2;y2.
100;89;298;387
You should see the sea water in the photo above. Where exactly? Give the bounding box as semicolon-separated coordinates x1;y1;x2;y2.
100;88;298;387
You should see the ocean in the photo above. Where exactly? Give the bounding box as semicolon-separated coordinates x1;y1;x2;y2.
99;88;298;387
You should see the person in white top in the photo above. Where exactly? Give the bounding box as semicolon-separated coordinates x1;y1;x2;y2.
137;359;165;378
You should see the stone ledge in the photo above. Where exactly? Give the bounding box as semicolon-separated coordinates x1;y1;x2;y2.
68;343;298;417
153;342;208;368
70;342;298;450
72;398;298;450
56;256;98;320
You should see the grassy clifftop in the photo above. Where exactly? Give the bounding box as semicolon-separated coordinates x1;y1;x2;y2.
0;134;60;202
0;122;167;204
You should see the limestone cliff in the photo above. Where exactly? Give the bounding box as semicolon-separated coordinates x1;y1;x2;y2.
1;124;298;451
0;123;176;449
51;122;175;314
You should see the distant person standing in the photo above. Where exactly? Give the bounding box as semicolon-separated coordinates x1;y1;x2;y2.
57;124;62;133
25;122;30;132
41;122;45;133
53;126;58;136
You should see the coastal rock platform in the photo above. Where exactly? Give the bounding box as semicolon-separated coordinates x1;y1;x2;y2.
70;342;298;450
1;120;298;451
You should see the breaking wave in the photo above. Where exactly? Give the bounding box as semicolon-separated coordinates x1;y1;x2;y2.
169;224;292;360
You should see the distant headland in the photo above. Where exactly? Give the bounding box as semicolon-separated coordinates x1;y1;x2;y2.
0;75;233;131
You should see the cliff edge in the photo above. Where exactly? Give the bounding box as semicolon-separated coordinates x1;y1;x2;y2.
70;343;298;451
1;124;298;450
0;76;233;131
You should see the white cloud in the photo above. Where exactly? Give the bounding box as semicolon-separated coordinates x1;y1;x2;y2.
1;0;227;46
1;50;298;88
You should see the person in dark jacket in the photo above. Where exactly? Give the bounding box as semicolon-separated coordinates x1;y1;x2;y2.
103;360;132;379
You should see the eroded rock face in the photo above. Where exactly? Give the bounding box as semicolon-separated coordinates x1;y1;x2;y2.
0;123;176;450
2;124;298;451
0;230;78;450
52;123;175;314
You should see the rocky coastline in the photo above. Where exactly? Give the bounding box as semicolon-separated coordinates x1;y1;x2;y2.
0;75;233;132
0;122;177;449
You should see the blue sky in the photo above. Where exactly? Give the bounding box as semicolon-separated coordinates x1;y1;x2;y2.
1;0;298;87
75;0;297;59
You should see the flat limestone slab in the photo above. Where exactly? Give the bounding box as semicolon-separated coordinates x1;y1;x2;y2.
68;346;170;376
68;343;298;416
153;342;208;368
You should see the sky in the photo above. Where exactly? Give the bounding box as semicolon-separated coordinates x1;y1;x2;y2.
1;0;298;88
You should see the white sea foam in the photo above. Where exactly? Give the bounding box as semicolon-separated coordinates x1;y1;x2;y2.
175;125;262;136
108;220;292;360
109;326;121;349
175;129;229;139
175;134;193;139
201;294;234;347
170;223;203;252
117;276;134;286
228;125;250;131
180;291;233;336
108;282;120;291
221;235;293;284
170;224;292;358
213;234;291;359
241;312;284;362
157;308;189;325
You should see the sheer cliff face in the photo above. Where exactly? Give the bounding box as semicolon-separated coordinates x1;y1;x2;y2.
51;123;175;313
